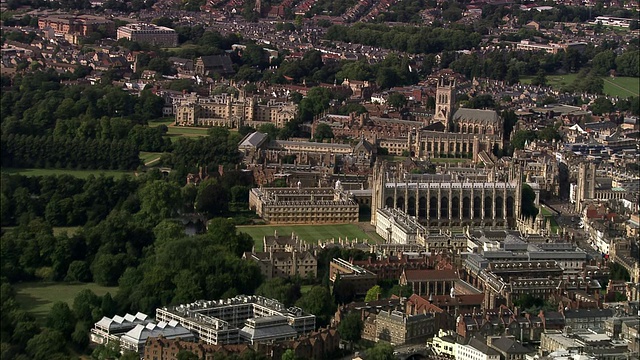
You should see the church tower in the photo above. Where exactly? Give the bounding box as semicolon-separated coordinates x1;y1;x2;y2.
433;78;456;132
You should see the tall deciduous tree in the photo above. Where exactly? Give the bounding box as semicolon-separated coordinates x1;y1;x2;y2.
46;302;76;339
139;180;182;221
338;312;363;343
295;286;336;327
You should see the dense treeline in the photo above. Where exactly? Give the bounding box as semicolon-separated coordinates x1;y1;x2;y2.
0;173;140;227
325;23;483;54
1;134;140;170
160;127;243;177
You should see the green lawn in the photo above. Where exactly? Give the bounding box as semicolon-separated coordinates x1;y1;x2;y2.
238;223;384;251
1;168;134;179
140;151;164;166
14;282;118;321
602;77;639;98
520;75;639;98
540;205;560;234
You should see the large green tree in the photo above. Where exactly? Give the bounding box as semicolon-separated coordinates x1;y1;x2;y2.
337;312;363;343
295;286;336;327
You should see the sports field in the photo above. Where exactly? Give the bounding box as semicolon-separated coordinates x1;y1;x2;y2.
1;168;134;179
237;223;384;251
14;282;118;321
520;75;639;98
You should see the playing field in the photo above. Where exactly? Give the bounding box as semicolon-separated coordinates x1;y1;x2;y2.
238;223;384;251
520;75;639;98
14;282;118;321
1;168;134;179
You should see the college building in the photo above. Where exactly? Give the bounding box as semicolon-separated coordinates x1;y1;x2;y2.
116;23;178;47
249;185;359;224
175;93;297;129
370;161;523;228
156;295;316;346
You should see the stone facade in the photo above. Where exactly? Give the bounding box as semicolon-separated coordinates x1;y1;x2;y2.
362;310;436;345
175;94;296;129
38;15;114;37
249;187;359;224
370;161;523;228
116;24;178;47
242;232;317;279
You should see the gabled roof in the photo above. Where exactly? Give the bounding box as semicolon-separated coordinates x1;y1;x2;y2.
468;337;501;355
198;55;234;75
453;108;500;124
239;132;268;149
490;336;533;354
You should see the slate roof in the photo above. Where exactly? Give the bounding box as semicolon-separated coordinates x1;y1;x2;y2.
469;337;501;356
453;108;500;124
490;336;533;354
199;55;235;75
239;132;268;149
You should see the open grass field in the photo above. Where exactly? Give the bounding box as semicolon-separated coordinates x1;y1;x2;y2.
237;223;384;251
14;282;118;321
520;75;639;98
1;168;134;179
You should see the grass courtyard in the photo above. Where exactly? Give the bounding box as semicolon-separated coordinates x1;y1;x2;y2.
14;282;118;322
237;223;384;251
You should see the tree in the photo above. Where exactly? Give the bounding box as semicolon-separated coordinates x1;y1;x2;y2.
295;286;336;327
26;329;66;360
338;312;363;343
365;341;395;360
153;219;185;246
257;123;279;141
615;51;639;77
256;278;301;307
66;260;91;282
46;302;76;339
511;130;537;150
138;180;182;221
591;50;616;76
531;69;547;86
387;92;407;110
314;123;334;142
521;184;538;218
72;289;101;322
196;182;230;218
590;97;614;116
281;349;299;360
365;285;383;302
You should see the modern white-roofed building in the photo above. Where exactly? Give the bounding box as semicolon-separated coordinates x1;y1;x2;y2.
156;295;315;345
91;312;151;345
119;320;194;353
